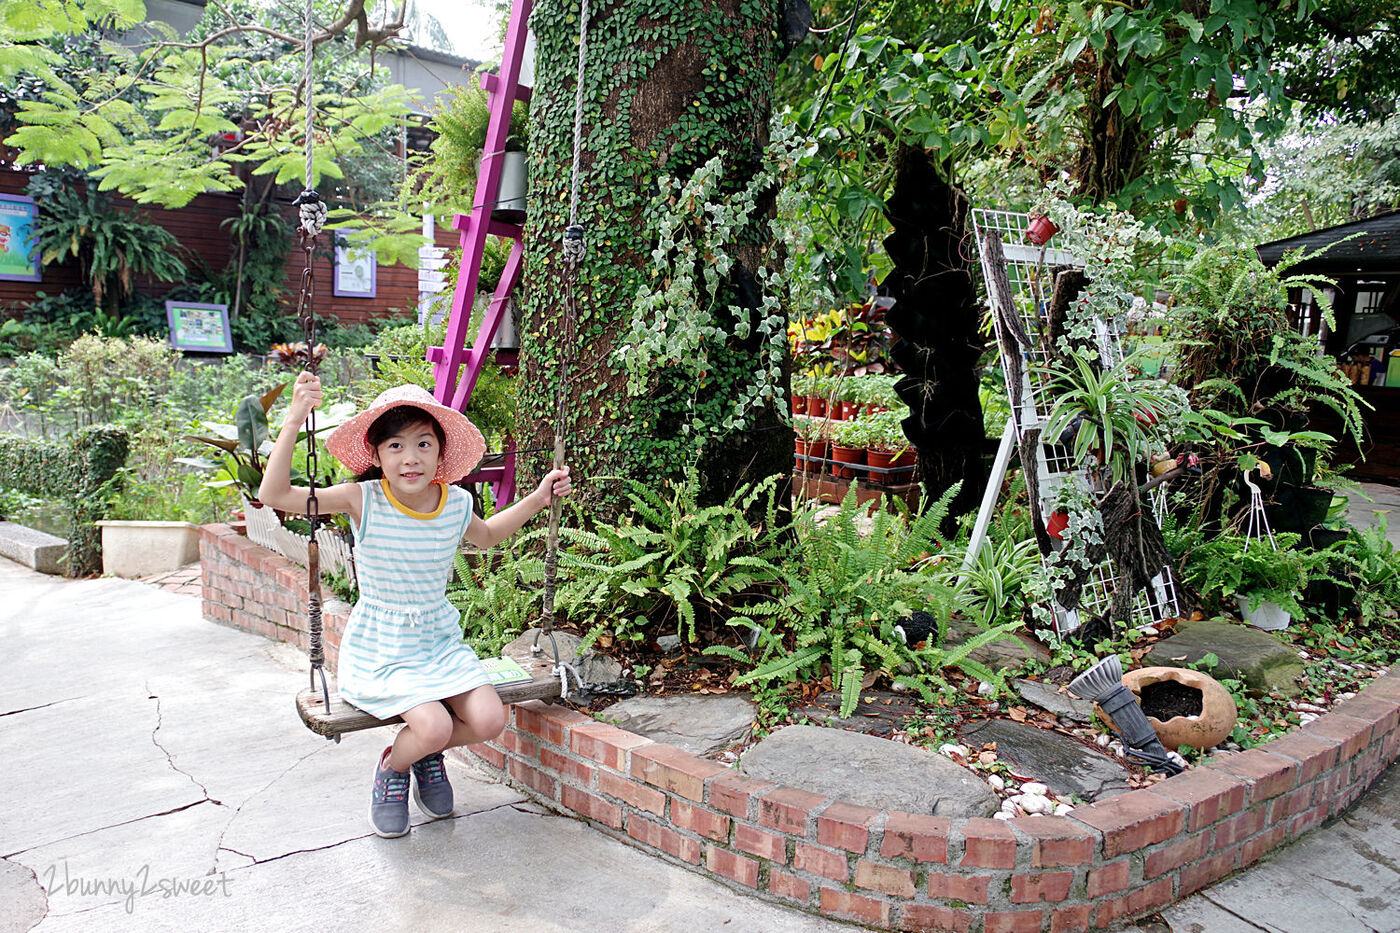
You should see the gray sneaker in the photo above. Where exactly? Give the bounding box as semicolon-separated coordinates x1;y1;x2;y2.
411;752;454;819
369;748;411;838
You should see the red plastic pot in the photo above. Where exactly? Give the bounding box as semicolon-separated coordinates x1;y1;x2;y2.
792;395;807;415
1027;214;1059;246
795;437;828;463
1046;509;1070;540
806;396;827;418
830;443;866;479
867;448;916;485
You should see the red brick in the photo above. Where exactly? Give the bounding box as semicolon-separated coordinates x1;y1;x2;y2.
501;729;539;761
1334;695;1400;735
467;742;505;770
671;800;730;842
818;800;880;853
1302;713;1373;761
1270;784;1314;822
1010;870;1074;903
1207;749;1301;804
706;772;775;819
926;871;989;905
820;888;891;928
705;845;759;888
598;770;667;816
1050;904;1092;933
1088;858;1130;897
1242;823;1287;865
767;869;810;903
758;786;827;835
1213;806;1267;847
1014;816;1095;868
562;785;623;829
1290;801;1330;837
959;818;1017;869
1146;768;1249;831
898;904;974;933
507;758;557;798
1259;731;1341;783
734;823;785;862
514;700;590;746
1350;745;1385;786
540;747;592;785
794;842;849;881
985;908;1048;933
1180;847;1240;895
626;814;701;864
1093;876;1174;927
204;602;232;622
881;811;950;864
570;721;653;771
1144;831;1211;878
1070;792;1186;858
630;744;727;802
855;859;916;898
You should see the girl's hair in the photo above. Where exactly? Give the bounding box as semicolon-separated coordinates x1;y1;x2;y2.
354;405;448;482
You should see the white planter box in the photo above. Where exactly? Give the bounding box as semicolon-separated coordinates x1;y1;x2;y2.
1237;595;1291;631
98;521;202;578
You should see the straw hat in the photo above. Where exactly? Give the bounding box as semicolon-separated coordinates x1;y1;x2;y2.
326;385;485;483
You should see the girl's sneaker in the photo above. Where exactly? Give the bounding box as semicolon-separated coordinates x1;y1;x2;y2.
369;747;411;838
411;752;454;819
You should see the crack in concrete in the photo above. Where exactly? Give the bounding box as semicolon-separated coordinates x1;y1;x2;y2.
211;742;328;872
0;697;80;718
1199;893;1275;932
2;800;210;859
146;683;224;809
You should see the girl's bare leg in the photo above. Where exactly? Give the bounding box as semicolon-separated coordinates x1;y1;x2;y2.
388;701;455;770
442;685;507;749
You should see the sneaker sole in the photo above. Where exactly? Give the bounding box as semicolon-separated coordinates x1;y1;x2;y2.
413;783;453;820
368;803;410;838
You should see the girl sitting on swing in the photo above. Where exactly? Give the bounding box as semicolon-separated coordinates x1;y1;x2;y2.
260;371;572;837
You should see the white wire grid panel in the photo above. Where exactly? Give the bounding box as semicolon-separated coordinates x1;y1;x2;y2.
970;207;1178;634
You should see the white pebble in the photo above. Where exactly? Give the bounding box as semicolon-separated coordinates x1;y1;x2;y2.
977;681;996;697
1299;712;1318;724
1290;702;1325;713
1108;742;1125;757
1340;692;1356;700
939;744;969;758
1298;650;1310;659
1167;751;1187;770
987;774;1006;792
1054;804;1074;817
993;811;1015;820
1096;734;1112;747
1224;742;1242;751
1020;795;1052;815
1021;782;1049;796
1138;626;1159;637
1000;797;1020;813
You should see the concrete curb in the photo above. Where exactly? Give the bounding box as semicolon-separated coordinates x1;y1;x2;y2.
198;523;1400;932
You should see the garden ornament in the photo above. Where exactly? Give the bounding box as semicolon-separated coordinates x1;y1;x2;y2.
893;610;938;647
1068;654;1183;775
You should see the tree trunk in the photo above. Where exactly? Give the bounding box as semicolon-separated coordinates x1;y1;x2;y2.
1073;45;1149;203
881;145;986;533
516;0;789;510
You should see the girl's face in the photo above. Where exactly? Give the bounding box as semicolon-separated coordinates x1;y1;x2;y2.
371;418;441;497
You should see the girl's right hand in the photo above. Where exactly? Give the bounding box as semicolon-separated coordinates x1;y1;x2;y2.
286;372;323;424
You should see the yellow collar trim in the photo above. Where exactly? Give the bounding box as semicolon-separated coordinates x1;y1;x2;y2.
381;479;447;519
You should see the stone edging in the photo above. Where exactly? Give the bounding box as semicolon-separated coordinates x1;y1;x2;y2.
197;523;1400;931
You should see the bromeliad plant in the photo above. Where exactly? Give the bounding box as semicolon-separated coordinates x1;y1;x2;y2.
712;485;1023;716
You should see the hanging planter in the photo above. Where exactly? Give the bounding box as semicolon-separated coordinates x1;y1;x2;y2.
1237;595;1291;631
1026;214;1059;245
1046;510;1070;540
492;150;529;223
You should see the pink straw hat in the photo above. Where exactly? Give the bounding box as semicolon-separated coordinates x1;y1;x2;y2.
326;384;485;483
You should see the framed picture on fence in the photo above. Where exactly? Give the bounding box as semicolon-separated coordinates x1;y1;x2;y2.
333;230;376;298
166;300;233;354
0;194;41;282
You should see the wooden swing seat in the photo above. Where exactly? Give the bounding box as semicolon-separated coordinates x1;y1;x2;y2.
295;650;564;738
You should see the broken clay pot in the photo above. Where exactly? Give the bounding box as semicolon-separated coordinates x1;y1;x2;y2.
1100;666;1237;752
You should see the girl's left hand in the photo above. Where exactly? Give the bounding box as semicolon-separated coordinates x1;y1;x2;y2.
537;467;572;504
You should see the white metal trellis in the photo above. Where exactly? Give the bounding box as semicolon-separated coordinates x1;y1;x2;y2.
967;208;1179;635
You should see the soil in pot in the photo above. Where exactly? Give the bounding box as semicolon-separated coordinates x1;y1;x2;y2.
1139;681;1202;720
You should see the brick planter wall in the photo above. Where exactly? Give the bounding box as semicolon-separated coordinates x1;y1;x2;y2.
199;524;1400;931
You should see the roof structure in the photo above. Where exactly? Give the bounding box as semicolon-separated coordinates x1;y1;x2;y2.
1256;210;1400;275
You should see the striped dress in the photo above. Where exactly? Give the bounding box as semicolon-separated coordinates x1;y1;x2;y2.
338;479;491;718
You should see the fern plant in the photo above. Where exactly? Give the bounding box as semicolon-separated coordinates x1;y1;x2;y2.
446;532;547;658
716;484;1022;717
559;470;791;648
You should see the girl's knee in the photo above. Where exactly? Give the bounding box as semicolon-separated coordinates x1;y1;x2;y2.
477;702;506;740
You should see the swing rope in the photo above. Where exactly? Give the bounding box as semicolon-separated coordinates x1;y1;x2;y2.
291;0;331;723
533;0;591;699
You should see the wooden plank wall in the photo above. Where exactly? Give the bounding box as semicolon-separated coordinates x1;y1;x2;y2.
0;162;457;335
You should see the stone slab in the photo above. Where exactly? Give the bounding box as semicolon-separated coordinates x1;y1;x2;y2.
1014;678;1096;723
0;521;65;575
739;724;999;817
945;614;1051;672
958;719;1131;801
1145;619;1304;696
599;694;755;757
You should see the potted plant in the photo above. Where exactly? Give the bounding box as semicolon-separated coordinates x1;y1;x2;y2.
862;409;917;484
805;372;831;419
794;418;829;469
830;418;870;479
832;375;862;421
791;372;811;415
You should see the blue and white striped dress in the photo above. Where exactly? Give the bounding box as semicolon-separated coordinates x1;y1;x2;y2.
338;479;491;718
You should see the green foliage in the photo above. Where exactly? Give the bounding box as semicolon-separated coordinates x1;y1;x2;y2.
406;79;530;217
1167;522;1312;620
560;471;790;647
447;542;545;658
0;424;128;575
181;384;287;502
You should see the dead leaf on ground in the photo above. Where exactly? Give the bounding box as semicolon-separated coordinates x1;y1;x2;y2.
1008;707;1028;722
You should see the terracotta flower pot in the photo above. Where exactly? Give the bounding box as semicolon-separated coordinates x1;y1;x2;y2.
1046;510;1070;540
1102;666;1238;752
830;443;866;479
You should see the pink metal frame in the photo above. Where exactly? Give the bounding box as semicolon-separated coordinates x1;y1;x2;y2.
427;0;534;505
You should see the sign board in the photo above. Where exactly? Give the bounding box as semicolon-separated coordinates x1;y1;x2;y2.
166;300;233;353
0;194;41;282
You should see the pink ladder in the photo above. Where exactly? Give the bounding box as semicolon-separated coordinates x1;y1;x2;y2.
427;0;534;505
